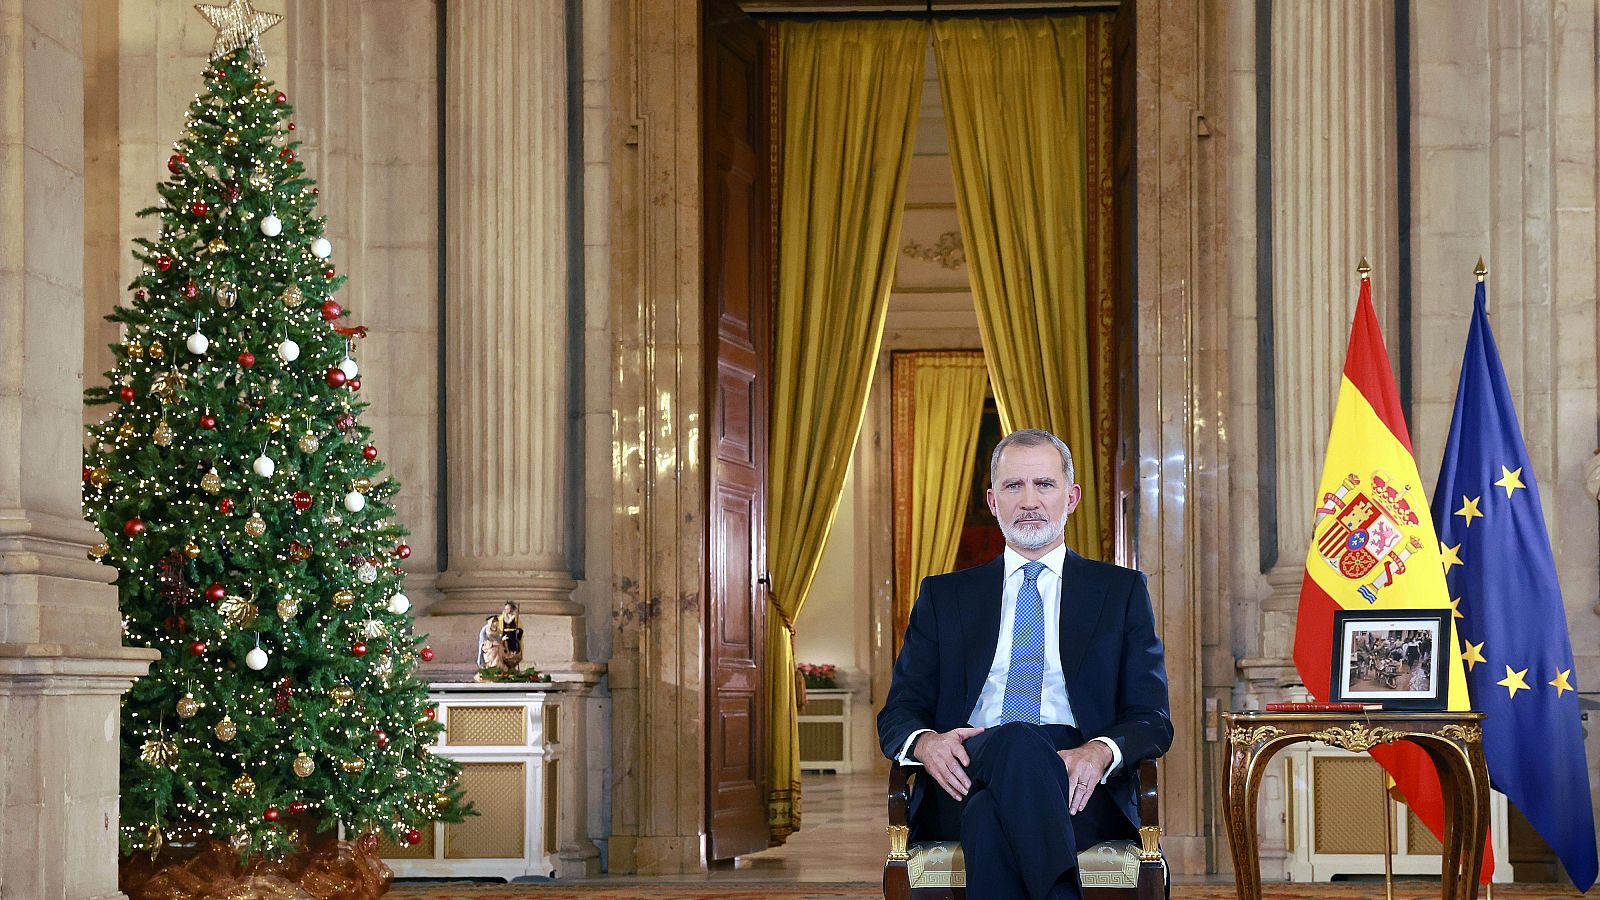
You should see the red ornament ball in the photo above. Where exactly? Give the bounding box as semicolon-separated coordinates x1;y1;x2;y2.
288;121;297;131
420;646;435;662
134;289;146;300
375;729;389;748
167;154;186;174
273;91;286;104
291;490;313;511
188;640;206;656
325;367;347;388
394;543;411;560
199;414;217;430
362;445;378;460
263;806;280;822
351;642;368;657
288;801;307;815
221;180;241;203
118;386;135;403
182;280;198;300
82;465;92;482
204;582;225;603
404;829;422;846
323;267;337;280
156;255;173;271
280;148;294;161
123;518;146;537
347;378;361;392
219;497;234;515
320;300;341;321
238;351;256;368
336;413;356;431
424;707;437;721
189;200;208;217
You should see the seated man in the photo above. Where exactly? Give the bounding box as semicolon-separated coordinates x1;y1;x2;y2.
878;429;1173;900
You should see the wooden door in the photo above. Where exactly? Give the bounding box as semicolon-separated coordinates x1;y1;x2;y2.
703;0;772;860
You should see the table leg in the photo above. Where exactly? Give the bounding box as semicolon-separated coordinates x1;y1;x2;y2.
1224;739;1277;900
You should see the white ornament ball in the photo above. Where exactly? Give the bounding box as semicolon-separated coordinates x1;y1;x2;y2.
245;647;269;670
343;491;366;512
311;237;332;259
357;561;379;584
387;592;411;615
186;331;210;355
260;214;283;237
338;356;359;380
277;338;300;363
253;454;276;478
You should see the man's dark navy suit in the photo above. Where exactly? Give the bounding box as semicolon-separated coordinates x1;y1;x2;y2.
877;548;1172;898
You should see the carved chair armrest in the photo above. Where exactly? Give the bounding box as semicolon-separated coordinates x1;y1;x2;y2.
887;763;913;863
1136;758;1163;865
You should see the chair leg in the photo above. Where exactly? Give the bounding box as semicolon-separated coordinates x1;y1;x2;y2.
883;859;911;900
1135;859;1165;900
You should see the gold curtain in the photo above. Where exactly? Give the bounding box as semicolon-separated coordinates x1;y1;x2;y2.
768;19;926;842
933;16;1105;558
891;352;989;654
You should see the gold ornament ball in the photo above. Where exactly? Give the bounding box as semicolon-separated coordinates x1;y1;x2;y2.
152;420;175;447
265;412;285;432
117;422;136;441
215;716;237;741
88;542;110;560
207;237;227;255
244;513;266;537
201;468;222;493
232;773;257;797
277;594;301;620
127;340;145;360
176;694;200;719
332;588;355;609
253;81;271;99
353;477;371;492
149;340;165;361
223;130;240;146
341;757;366;774
90;466;111;488
298;432;320;453
434;793;450;810
329;685;355;705
282;284;305;307
184;540;202;559
293;752;315;778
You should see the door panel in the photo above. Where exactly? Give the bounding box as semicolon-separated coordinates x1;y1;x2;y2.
704;0;771;860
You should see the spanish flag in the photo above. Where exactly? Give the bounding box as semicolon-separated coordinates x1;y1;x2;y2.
1292;274;1486;876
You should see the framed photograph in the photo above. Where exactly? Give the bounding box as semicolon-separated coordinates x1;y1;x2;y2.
1330;608;1450;710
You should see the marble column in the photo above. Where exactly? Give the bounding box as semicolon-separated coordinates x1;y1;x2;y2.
1263;1;1400;653
435;1;582;660
0;0;157;896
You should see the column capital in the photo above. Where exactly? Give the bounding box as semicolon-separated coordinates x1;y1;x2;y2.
433;569;582;617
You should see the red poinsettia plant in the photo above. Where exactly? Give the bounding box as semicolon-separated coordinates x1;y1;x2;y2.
798;662;839;690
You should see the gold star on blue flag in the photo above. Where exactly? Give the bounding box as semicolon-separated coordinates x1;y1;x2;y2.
1433;277;1596;891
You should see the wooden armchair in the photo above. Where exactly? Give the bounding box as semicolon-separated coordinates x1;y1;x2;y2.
883;759;1165;900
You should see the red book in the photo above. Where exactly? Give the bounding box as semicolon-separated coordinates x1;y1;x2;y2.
1264;701;1383;712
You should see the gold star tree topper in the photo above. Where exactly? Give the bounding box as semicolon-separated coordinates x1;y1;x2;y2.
195;0;283;65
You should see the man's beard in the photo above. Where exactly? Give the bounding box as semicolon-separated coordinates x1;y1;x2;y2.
998;507;1070;551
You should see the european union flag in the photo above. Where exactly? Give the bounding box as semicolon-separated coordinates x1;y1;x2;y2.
1433;280;1598;891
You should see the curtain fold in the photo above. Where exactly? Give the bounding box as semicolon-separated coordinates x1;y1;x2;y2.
767;19;926;842
932;17;1105;558
891;352;990;654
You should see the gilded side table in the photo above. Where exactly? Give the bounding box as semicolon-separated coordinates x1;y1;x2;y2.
1222;711;1490;900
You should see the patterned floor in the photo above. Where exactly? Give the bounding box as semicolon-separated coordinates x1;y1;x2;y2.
389;883;1583;899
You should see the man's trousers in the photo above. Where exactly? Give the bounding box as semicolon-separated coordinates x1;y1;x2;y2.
959;722;1131;900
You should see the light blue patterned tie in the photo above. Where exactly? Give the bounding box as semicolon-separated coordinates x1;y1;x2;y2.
1000;561;1048;725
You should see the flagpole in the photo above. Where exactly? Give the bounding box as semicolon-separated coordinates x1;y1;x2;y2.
1476;257;1488;313
1383;786;1395;900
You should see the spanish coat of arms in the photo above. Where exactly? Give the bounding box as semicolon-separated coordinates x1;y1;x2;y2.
1311;471;1425;603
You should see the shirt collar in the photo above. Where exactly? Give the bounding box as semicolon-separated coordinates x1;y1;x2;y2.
1003;543;1068;580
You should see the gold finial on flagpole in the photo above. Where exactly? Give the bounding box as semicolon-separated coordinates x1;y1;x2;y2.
1475;257;1487;282
1358;257;1372;280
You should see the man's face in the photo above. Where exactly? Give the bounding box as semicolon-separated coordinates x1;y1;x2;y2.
986;442;1082;554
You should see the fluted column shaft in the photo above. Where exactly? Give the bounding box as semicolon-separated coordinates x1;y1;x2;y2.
1267;2;1399;635
438;0;578;617
1;1;155;895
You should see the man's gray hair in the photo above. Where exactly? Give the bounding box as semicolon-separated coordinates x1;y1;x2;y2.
989;429;1075;487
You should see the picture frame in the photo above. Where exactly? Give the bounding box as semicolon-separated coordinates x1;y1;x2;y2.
1330;608;1450;710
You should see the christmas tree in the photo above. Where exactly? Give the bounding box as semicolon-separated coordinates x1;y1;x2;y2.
82;6;466;861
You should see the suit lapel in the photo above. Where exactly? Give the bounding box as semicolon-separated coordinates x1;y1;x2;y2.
960;556;1006;714
1058;547;1110;685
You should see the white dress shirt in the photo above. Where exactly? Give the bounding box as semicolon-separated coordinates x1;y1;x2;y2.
898;545;1123;781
